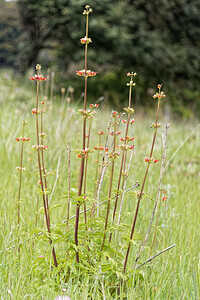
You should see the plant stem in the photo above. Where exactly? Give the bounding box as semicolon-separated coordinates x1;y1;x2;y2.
35;71;57;267
17;123;25;252
67;143;71;232
133;124;169;269
109;75;134;243
123;98;161;274
101;117;116;252
75;11;89;263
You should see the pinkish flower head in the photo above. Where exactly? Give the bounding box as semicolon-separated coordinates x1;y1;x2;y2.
145;157;149;162
16;138;20;141
76;70;83;76
157;84;162;89
88;71;97;77
153;159;159;163
97;130;104;135
162;197;167;201
80;36;92;44
122;120;127;124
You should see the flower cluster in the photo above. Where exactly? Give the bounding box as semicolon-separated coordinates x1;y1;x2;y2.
123;107;135;114
97;130;104;135
80;37;92;44
110;131;121;136
83;5;92;15
16;166;26;172
90;104;99;108
75;148;92;159
120;136;135;142
153;84;166;100
29;75;46;81
150;123;162;128
76;70;97;78
118;144;134;151
32;108;41;115
126;72;137;77
122;118;135;124
94;146;105;151
16;137;30;142
108;150;121;159
145;157;159;163
32;145;48;151
78;109;95;119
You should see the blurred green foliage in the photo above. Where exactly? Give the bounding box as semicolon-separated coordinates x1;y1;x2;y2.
0;0;200;115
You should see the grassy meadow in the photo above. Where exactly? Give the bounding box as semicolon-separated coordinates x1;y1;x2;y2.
0;70;199;299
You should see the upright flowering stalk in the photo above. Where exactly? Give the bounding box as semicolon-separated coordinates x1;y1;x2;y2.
101;111;121;252
75;5;96;263
30;64;57;267
123;84;166;273
109;72;136;243
83;104;99;230
16;120;30;249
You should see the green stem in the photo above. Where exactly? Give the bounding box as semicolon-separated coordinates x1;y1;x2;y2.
123;98;161;274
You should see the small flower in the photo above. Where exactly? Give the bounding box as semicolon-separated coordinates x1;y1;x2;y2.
97;130;104;135
105;147;108;151
16;138;20;141
157;84;162;89
122;120;127;124
162;197;167;201
112;111;117;117
88;71;97;77
76;70;84;76
153;159;159;163
130;118;135;124
41;145;48;150
145;157;149;162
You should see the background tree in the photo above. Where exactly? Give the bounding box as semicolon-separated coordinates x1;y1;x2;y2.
1;0;199;114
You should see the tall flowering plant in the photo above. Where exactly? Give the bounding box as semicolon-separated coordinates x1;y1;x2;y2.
123;84;166;273
30;64;57;267
74;5;97;263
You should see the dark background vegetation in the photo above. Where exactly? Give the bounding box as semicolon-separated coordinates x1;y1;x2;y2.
0;0;200;116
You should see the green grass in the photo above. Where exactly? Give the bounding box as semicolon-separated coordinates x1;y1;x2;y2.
0;70;199;299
